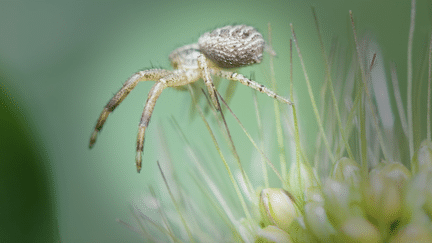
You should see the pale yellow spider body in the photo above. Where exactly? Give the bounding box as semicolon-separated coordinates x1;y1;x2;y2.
89;25;291;173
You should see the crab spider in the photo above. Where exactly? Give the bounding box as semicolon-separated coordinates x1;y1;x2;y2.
89;25;292;173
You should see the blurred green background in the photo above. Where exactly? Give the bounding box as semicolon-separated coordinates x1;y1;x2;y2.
0;0;430;242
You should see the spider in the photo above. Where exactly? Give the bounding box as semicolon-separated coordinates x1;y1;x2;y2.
89;25;292;173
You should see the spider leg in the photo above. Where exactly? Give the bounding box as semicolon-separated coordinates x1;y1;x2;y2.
89;69;171;148
197;54;220;110
136;82;167;173
210;69;293;105
134;70;200;172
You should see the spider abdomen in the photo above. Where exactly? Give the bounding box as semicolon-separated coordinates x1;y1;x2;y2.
198;25;265;69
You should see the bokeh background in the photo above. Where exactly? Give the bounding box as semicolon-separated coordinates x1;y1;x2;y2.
1;0;431;242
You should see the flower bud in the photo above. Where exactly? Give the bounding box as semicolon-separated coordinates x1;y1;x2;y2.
304;187;324;204
304;201;336;241
365;162;408;223
411;140;432;174
322;179;360;224
259;188;300;232
256;225;292;243
340;217;381;242
374;162;410;187
332;157;361;187
390;223;432;242
405;170;432;217
424;174;432;217
288;162;317;198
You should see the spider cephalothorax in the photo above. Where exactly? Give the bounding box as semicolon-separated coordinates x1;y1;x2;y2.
89;25;292;173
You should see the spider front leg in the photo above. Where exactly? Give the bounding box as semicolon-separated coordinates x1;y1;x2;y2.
210;69;293;105
89;69;171;148
136;81;167;173
135;70;200;173
197;54;220;110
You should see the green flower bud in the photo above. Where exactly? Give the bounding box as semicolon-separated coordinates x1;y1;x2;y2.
376;162;410;185
304;187;324;204
304;201;336;241
390;223;432;242
259;188;300;232
365;162;409;223
323;179;362;224
405;170;432;219
424;174;432;217
411;140;432;174
364;175;398;223
340;217;381;242
332;157;361;187
288;162;318;199
256;225;292;243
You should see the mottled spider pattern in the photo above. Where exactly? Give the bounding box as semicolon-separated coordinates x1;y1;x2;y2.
89;25;292;173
